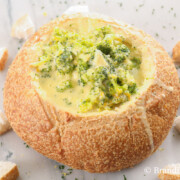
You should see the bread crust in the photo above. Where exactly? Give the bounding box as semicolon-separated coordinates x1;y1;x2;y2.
3;13;180;173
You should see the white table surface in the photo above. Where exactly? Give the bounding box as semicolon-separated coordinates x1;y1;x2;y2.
0;0;180;179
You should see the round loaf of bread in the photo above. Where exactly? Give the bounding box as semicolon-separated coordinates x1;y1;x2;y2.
3;13;180;173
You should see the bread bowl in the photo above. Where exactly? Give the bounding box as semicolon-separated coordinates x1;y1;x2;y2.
3;13;180;173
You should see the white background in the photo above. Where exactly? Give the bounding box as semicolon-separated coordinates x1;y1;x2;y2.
0;0;180;179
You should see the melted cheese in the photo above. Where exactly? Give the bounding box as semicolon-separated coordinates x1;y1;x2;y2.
38;71;92;113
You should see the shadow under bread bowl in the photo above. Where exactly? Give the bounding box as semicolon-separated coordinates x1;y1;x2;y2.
3;13;180;173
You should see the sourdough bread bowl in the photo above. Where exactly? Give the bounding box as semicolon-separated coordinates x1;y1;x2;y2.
3;13;180;173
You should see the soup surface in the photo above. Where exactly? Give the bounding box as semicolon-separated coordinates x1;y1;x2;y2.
31;22;143;113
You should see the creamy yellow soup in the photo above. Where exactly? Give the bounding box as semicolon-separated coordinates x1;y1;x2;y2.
31;21;143;113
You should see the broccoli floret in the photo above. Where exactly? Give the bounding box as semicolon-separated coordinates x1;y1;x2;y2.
56;80;72;92
40;65;52;73
112;94;128;105
117;44;130;54
78;99;93;112
100;26;112;36
77;56;93;86
78;58;91;72
53;28;78;45
80;40;94;48
131;57;141;69
63;98;72;105
97;43;112;55
113;54;126;64
78;66;108;86
39;62;52;78
56;49;76;74
110;44;130;65
97;41;130;68
93;67;108;83
128;83;137;94
95;26;112;39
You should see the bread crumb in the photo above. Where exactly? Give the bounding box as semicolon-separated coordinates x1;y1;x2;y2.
0;161;19;180
11;14;35;40
158;164;180;180
0;48;8;71
174;116;180;133
172;41;180;63
0;110;11;135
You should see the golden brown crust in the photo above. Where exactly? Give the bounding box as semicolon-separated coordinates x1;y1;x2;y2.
3;14;180;173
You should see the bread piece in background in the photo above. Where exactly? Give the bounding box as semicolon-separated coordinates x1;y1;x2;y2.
0;161;19;180
11;14;35;40
0;110;11;135
158;164;180;180
173;41;180;63
0;48;8;71
174;116;180;133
